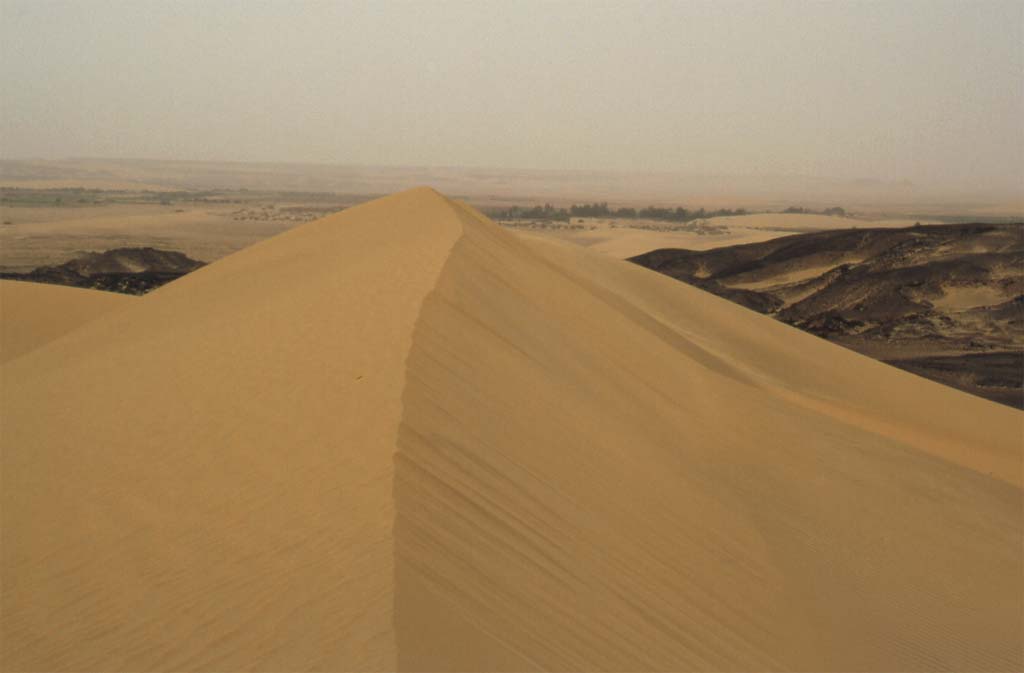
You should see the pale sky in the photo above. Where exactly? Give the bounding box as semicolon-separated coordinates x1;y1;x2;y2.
2;0;1022;191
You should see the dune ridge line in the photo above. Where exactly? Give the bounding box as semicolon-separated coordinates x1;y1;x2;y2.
1;188;1021;672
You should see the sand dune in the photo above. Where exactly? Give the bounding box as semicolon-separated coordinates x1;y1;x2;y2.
0;280;134;363
2;188;1021;671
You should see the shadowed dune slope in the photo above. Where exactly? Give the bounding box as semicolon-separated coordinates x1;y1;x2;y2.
0;279;134;363
2;188;1022;672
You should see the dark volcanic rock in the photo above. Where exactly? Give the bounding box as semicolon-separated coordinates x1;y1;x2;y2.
630;222;1024;407
0;247;205;295
886;351;1024;409
686;279;783;314
54;247;204;276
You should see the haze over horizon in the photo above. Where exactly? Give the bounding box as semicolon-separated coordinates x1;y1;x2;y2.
2;0;1022;195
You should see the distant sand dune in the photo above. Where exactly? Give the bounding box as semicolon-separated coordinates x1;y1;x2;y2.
2;188;1021;671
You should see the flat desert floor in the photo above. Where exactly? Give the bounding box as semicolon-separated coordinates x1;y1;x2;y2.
508;212;936;258
4;158;1021;217
0;202;301;271
1;192;943;274
2;189;1021;672
5;158;1015;272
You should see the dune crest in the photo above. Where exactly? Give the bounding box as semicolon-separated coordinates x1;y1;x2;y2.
2;188;1021;671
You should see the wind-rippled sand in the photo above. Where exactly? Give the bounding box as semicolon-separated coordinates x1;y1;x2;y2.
1;188;1020;671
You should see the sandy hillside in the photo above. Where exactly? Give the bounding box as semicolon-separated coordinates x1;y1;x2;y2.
0;280;134;363
1;188;1021;672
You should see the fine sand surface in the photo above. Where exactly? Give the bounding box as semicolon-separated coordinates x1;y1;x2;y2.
2;188;1021;671
0;280;134;363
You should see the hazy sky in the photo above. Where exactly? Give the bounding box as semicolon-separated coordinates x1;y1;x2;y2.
2;0;1022;190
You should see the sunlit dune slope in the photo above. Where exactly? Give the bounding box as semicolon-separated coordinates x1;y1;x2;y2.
2;190;463;672
2;188;1021;672
0;279;134;363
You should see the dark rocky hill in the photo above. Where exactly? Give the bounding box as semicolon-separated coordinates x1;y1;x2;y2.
0;247;204;295
631;223;1024;408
